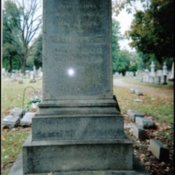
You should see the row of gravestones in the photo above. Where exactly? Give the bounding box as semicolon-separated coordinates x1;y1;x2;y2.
2;67;43;83
127;109;169;162
141;62;173;85
113;62;174;85
113;71;135;78
2;107;35;129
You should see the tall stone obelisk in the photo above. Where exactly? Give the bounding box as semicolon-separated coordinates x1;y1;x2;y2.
23;0;147;174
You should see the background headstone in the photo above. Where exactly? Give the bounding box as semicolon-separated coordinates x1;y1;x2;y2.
20;112;35;126
9;107;24;118
150;61;155;83
2;115;20;128
162;62;168;84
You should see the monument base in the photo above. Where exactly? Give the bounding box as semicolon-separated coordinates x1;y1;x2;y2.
8;153;149;175
7;98;149;175
23;136;133;174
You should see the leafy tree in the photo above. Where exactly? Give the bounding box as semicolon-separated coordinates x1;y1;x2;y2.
112;19;143;75
127;0;174;65
112;0;150;16
112;19;121;73
17;0;42;73
3;0;22;72
128;51;144;72
3;0;42;74
29;34;42;69
116;50;130;75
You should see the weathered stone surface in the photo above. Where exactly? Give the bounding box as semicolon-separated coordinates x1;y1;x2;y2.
32;113;124;141
18;0;149;174
9;107;24;118
23;136;133;174
149;139;169;161
42;0;112;101
20;112;35;126
132;125;145;140
127;110;144;122
2;115;20;128
9;155;149;175
135;117;155;129
38;99;120;114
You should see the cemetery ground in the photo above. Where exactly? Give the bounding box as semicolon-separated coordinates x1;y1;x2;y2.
1;77;174;175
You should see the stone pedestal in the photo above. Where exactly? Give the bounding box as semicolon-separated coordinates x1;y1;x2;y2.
23;98;135;174
22;0;148;174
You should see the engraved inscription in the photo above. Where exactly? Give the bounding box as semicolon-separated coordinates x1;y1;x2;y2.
43;0;112;99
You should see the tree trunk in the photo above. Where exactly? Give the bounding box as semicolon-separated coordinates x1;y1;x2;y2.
8;55;13;73
21;54;27;75
21;48;28;75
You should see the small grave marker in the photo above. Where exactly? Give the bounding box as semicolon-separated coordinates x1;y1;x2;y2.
136;117;155;129
20;112;35;126
132;124;145;140
127;109;144;122
149;139;169;161
2;115;20;128
10;107;24;118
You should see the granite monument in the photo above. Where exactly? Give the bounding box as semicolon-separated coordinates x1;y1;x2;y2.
21;0;148;174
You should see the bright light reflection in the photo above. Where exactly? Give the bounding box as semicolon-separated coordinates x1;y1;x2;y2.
67;68;75;77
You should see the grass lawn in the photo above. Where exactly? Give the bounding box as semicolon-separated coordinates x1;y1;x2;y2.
1;77;174;174
2;78;42;175
113;86;174;125
2;128;30;175
2;78;42;116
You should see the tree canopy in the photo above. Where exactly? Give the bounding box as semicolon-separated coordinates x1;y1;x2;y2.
29;34;42;69
112;19;143;74
3;0;22;71
127;0;174;65
3;0;42;73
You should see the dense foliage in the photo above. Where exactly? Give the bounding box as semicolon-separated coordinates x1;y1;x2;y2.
29;35;42;69
3;0;42;73
127;0;174;65
3;1;22;72
112;19;143;74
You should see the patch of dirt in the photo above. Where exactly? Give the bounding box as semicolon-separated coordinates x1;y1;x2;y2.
123;114;174;175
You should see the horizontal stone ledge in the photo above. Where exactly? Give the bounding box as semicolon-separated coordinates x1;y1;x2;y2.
24;171;148;175
24;135;133;146
37;107;119;115
39;99;118;108
34;113;123;118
